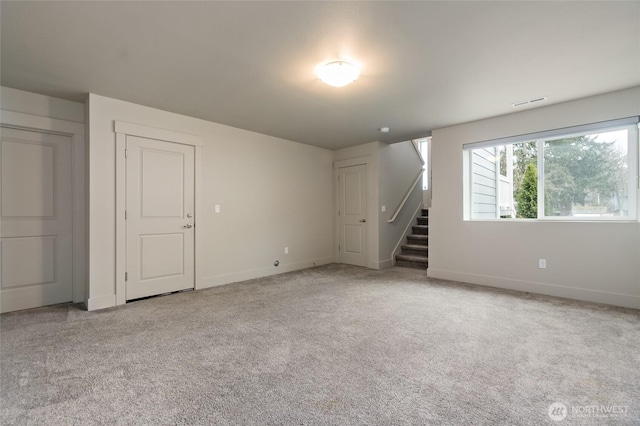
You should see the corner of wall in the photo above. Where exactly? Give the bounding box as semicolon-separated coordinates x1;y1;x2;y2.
86;294;117;311
84;97;91;308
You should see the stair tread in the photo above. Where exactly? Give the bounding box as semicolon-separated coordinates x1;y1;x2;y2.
402;244;428;250
407;234;428;239
412;225;429;228
396;254;429;262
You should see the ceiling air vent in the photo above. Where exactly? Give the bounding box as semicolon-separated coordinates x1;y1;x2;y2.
512;97;547;107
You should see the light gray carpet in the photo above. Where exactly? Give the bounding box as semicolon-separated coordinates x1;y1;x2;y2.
1;264;638;425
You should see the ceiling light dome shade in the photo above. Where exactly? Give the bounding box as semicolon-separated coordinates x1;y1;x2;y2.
317;61;360;87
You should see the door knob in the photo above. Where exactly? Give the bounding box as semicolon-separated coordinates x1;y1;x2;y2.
359;219;367;223
181;223;194;229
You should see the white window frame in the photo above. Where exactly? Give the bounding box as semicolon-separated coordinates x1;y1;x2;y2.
417;137;430;190
464;117;640;222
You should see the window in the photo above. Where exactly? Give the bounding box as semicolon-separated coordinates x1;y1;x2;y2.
464;117;639;220
417;137;430;190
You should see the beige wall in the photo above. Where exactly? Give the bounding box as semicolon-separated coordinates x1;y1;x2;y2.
334;140;424;268
5;85;638;310
88;94;334;310
429;87;640;309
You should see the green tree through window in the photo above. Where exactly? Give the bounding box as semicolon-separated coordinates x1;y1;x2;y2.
515;163;537;218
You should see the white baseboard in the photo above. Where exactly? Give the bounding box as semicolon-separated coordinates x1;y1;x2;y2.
377;258;393;269
85;258;333;311
86;294;117;311
199;256;334;289
427;268;639;309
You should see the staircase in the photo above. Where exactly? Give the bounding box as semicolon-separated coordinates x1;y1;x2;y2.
395;208;429;269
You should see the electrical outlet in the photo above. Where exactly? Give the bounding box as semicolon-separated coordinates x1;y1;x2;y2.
284;247;289;254
381;205;386;212
539;259;547;269
214;204;220;213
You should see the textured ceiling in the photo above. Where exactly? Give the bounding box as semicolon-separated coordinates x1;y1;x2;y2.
2;1;639;149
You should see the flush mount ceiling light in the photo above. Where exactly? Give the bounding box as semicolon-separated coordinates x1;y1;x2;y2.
317;61;360;87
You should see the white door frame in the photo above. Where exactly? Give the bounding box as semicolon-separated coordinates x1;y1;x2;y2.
0;110;85;304
334;155;378;269
114;121;202;306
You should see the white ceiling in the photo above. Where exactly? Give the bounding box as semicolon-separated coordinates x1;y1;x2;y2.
2;1;639;150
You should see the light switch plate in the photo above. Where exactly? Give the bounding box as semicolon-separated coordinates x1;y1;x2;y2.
214;204;220;213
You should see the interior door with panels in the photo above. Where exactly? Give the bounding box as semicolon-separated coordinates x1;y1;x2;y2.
0;126;73;313
338;164;368;267
125;135;195;300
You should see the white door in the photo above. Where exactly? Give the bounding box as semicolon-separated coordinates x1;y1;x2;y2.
0;127;73;313
126;136;195;300
338;164;367;267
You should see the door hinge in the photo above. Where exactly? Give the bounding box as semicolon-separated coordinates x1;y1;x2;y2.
338;244;341;251
125;149;128;158
338;210;340;216
125;272;128;282
124;210;127;220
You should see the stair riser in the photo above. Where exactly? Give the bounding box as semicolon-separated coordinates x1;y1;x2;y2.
402;248;428;257
407;235;428;244
399;209;429;269
396;259;429;269
412;226;428;235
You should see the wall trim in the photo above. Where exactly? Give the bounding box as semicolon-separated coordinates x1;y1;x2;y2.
114;121;203;146
87;258;334;310
86;294;117;311
200;257;334;288
427;268;640;309
377;258;393;270
333;155;370;169
0;109;86;306
113;121;203;309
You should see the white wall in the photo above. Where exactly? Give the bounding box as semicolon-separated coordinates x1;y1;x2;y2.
429;87;640;309
87;94;334;310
